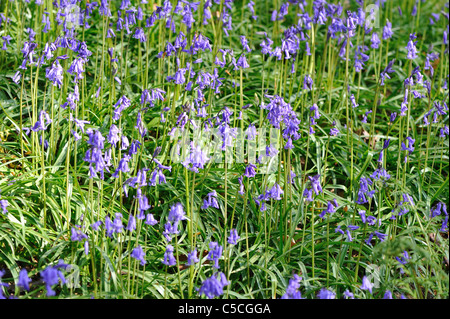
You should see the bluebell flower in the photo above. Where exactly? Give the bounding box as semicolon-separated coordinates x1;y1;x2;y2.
303;188;313;202
278;2;289;20
21;41;37;62
25;28;36;42
67;58;86;83
111;154;132;178
247;0;257;20
260;33;274;55
214;50;227;68
343;289;354;299
104;216;114;238
319;200;338;219
202;1;212;24
0;199;9;215
406;34;418;60
71;227;88;242
162;244;176;266
91;220;102;231
308;175;322;195
335;225;345;235
131;245;146;266
430;202;447;218
350;94;359;108
136;189;151;216
309;103;321;124
390;112;397;122
191;33;212;54
246;124;257;140
365;231;387;246
120;0;131;10
284;137;293;149
227;229;240;245
401;136;415;162
439;126;449;138
380;59;395;86
345;229;354;242
396;250;411;266
221;9;233;36
12;71;21;84
240;35;251;53
237;54;250;69
112;95;131;121
400;193;415;207
168;202;187;225
371;32;380;49
362;110;372;123
181;4;195;29
186;249;199;266
361;276;374;294
440;215;448;232
31;110;52;132
198;272;229;299
162;222;175;242
40;260;69;297
145;214;158;226
356;177;375;204
382;20;393;40
281;274;303;299
371;168;391;181
207;242;223;269
238;176;245;195
330;123;339;136
45;60;64;88
107;28;116;38
383;290;393;299
162;203;186;241
400;89;409;116
18;269;31;292
0;270;8;299
126;214;136;232
107;124;120;148
303;75;313;90
149;166;168;186
182;142;209;173
269;183;284;200
133;27;146;42
383;139;391;150
42;11;51;33
202;191;219;209
317;288;335;299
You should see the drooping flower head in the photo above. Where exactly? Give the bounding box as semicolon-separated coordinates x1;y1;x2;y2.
281;274;303;299
197;272;229;299
308;175;322;195
361;276;374;294
131;245;147;266
40;260;69;297
201;191;219;210
186;249;199;266
18;269;31;292
162;244;176;266
227;229;240;245
207;242;223;269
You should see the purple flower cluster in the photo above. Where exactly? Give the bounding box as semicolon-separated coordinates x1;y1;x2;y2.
197;272;229;299
281;274;303;299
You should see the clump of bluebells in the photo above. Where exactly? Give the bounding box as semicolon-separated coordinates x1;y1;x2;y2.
0;0;448;301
